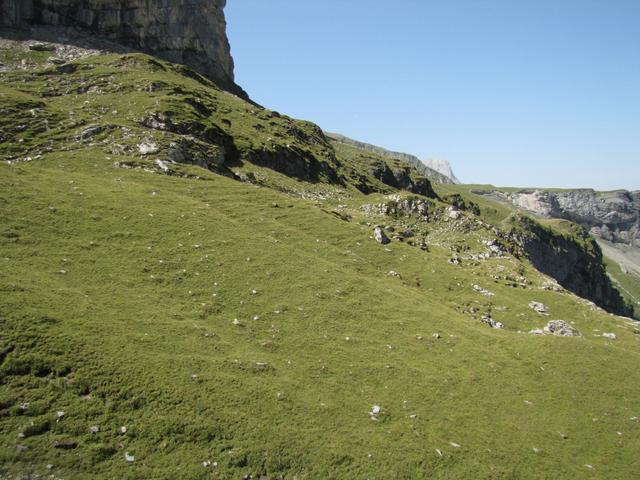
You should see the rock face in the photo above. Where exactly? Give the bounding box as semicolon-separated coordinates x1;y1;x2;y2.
0;0;246;97
422;159;460;184
509;216;633;317
502;189;640;247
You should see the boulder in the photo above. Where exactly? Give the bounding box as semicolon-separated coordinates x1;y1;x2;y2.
529;301;549;315
543;320;580;337
373;226;390;245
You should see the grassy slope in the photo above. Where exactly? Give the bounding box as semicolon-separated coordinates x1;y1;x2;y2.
2;155;640;479
1;50;640;479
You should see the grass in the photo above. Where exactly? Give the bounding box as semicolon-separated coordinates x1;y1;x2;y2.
1;47;640;479
2;154;640;479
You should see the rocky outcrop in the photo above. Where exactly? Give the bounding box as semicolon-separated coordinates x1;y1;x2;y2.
0;0;246;97
508;215;633;317
367;160;436;197
498;189;640;247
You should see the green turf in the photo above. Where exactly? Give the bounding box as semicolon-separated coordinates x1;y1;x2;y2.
1;48;640;480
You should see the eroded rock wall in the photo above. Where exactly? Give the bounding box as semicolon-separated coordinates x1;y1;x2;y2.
0;0;246;97
509;215;634;317
506;189;640;247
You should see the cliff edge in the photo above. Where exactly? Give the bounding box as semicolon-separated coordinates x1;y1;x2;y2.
0;0;247;98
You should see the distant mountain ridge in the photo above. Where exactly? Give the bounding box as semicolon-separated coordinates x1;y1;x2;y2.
325;132;460;184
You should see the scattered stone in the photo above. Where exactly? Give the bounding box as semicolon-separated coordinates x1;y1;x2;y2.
585;464;593;470
119;426;127;434
125;452;135;462
387;270;401;278
559;432;568;439
369;405;381;420
473;284;494;297
16;445;29;452
436;448;443;457
529;301;549;315
544;320;580;337
603;332;617;340
56;411;65;419
449;441;461;448
53;439;77;449
529;329;545;336
432;333;441;339
481;313;504;329
232;318;243;326
373;226;390;245
532;447;541;454
203;460;212;467
89;425;99;434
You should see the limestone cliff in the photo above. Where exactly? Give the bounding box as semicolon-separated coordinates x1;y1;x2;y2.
0;0;247;98
497;189;640;247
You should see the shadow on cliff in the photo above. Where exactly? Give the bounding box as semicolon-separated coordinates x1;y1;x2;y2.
0;24;252;101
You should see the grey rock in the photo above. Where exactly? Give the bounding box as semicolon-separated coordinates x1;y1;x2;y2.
1;0;247;97
495;189;640;248
529;301;549;315
373;226;390;245
481;313;504;329
544;320;580;337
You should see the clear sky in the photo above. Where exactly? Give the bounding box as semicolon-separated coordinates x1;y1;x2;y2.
226;0;639;190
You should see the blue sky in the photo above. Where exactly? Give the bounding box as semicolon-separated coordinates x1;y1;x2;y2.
226;1;639;190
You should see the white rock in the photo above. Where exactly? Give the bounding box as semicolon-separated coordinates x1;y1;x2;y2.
124;452;135;462
138;141;158;155
449;442;461;448
373;226;390;245
154;159;170;173
603;332;617;340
